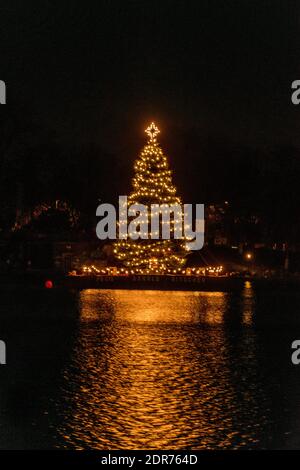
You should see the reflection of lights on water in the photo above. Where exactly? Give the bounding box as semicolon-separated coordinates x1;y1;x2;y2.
79;289;228;325
65;289;231;449
57;287;263;450
242;281;254;326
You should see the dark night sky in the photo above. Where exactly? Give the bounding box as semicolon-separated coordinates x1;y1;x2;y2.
1;1;300;215
1;1;299;145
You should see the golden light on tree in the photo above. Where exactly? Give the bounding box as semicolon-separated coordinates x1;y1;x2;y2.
145;122;160;141
113;123;188;273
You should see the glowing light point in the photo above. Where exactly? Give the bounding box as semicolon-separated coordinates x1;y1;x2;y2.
45;279;53;289
145;122;160;141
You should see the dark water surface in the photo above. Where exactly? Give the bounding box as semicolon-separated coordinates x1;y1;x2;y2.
1;283;300;449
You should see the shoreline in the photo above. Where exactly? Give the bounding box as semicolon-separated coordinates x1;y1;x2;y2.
0;272;299;291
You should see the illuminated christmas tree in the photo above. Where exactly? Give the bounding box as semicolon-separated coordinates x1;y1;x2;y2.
114;123;188;273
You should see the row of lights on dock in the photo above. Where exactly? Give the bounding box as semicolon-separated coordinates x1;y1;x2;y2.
80;265;223;276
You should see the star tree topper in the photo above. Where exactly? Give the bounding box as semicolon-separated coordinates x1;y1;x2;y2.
145;122;160;141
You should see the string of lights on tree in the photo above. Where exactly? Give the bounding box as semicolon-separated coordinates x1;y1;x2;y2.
113;123;189;273
80;123;223;277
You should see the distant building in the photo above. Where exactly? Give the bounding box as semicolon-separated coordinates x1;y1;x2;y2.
205;202;230;246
